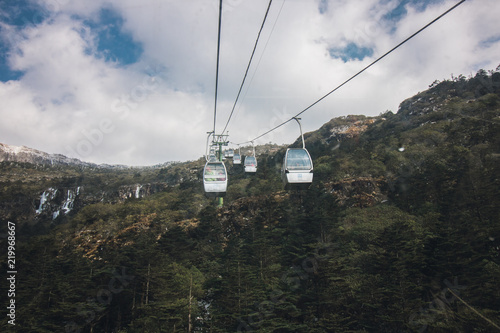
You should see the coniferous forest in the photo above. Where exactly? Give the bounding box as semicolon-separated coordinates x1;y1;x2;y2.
1;69;500;332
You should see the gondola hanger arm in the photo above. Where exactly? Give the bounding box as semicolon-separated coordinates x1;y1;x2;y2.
293;117;305;149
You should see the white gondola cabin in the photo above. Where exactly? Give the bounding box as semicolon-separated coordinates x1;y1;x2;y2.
281;148;313;189
225;149;234;158
244;155;257;173
233;146;242;164
233;153;241;164
203;161;227;197
281;118;313;189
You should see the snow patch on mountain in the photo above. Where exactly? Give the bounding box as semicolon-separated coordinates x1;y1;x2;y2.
0;143;93;167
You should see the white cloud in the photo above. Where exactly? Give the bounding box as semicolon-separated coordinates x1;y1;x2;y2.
1;0;499;165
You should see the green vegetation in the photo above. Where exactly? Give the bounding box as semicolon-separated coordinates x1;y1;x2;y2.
1;68;499;332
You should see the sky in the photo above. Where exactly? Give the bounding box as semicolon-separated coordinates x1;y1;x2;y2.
0;0;499;166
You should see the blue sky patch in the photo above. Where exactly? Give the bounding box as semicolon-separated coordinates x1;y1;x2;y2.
0;0;50;82
83;8;143;66
0;0;49;27
329;43;374;62
0;3;143;82
383;0;442;23
0;43;23;82
479;35;500;49
318;0;328;14
0;63;23;82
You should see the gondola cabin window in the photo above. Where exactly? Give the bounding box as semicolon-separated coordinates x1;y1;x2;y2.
244;156;256;166
286;149;312;170
204;163;226;181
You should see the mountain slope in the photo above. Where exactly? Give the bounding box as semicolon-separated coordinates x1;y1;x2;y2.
1;68;499;332
0;143;99;167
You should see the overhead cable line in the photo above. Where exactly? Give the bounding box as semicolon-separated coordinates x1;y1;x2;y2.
231;0;287;128
213;0;223;135
237;0;467;145
220;0;274;135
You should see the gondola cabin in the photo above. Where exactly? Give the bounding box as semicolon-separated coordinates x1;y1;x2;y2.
233;153;241;164
203;161;227;197
281;148;313;189
225;149;234;158
244;155;257;173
